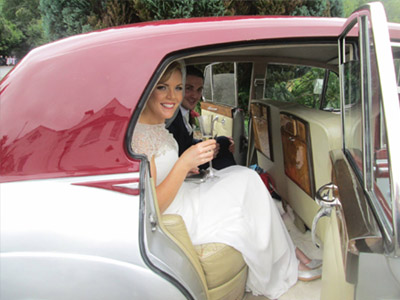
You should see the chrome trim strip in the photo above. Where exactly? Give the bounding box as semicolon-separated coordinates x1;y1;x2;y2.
113;182;139;189
339;3;400;255
369;3;400;256
358;15;367;191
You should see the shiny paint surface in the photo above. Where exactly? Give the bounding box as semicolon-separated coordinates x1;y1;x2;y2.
2;16;399;183
1;172;189;299
0;16;350;183
1;176;142;264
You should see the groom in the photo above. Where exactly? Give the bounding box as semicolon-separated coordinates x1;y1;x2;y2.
167;66;236;170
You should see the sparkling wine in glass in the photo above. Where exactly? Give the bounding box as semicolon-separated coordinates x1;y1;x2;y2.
197;115;218;179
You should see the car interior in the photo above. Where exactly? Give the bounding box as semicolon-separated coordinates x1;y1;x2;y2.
138;34;400;300
136;40;343;300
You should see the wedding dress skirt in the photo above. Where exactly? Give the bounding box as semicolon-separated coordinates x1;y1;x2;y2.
132;123;298;299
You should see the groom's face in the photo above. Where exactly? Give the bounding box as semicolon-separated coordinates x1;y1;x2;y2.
182;75;203;111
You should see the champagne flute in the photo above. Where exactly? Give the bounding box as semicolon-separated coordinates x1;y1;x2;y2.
197;115;218;179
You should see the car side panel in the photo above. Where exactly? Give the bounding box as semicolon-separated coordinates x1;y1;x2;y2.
0;176;187;299
1;254;186;300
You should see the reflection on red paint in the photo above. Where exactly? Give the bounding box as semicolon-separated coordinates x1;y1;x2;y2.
1;98;138;182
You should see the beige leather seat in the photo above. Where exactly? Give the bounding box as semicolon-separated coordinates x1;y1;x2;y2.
162;214;248;300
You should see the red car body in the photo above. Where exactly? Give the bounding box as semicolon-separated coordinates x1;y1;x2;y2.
0;16;372;183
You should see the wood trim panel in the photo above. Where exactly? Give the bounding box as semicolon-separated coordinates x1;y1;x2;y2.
280;113;315;198
250;103;273;161
200;102;232;118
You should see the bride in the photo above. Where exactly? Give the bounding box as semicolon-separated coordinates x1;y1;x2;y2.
131;62;321;299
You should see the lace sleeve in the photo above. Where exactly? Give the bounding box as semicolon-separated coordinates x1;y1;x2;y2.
131;123;177;158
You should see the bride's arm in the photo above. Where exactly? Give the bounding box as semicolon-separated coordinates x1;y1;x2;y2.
152;139;216;213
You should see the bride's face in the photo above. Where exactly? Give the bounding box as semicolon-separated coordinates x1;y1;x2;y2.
144;69;183;124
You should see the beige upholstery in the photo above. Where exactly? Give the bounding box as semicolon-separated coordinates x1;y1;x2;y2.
195;243;246;289
162;214;248;300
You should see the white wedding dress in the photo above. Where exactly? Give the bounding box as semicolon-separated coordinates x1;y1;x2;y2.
132;123;298;299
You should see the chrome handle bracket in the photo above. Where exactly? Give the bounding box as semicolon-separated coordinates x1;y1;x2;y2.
312;206;332;248
149;213;157;232
312;182;340;248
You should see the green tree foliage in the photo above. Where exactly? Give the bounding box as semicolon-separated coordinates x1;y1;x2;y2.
290;0;343;17
134;0;226;21
224;0;343;17
35;0;346;43
3;0;348;58
39;0;227;40
1;0;45;56
343;0;400;23
92;0;140;28
0;16;23;55
40;0;101;41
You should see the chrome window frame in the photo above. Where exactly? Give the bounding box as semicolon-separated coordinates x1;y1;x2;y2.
339;3;400;255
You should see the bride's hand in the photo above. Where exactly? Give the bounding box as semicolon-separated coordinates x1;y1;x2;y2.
180;139;216;171
188;167;200;174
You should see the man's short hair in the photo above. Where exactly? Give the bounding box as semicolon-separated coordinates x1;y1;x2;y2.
186;66;204;79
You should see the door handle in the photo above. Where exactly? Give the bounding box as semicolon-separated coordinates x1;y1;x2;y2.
149;213;157;232
312;183;340;248
207;106;218;111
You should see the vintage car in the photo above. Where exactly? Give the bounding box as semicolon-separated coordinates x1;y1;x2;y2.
1;2;399;300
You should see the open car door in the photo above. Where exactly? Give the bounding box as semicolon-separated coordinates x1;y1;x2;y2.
313;2;400;300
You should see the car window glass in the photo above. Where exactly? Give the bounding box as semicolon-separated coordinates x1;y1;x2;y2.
343;59;363;178
324;71;341;111
342;16;394;220
370;35;393;212
264;64;339;110
392;45;400;96
203;63;236;106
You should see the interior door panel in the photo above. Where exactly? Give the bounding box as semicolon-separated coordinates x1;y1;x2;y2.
200;102;233;138
200;102;246;165
250;103;273;161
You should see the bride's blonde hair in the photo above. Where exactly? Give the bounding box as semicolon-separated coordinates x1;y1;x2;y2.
160;61;186;84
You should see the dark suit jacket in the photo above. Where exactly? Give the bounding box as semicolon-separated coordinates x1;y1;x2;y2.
167;109;236;170
167;109;196;156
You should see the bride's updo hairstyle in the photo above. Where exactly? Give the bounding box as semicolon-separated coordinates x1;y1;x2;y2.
159;61;186;85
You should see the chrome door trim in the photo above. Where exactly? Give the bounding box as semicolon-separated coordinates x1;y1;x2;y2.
329;149;381;241
326;150;382;282
339;2;400;256
138;157;208;300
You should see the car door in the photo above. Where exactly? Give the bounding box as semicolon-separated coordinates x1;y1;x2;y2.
313;3;400;300
202;62;247;165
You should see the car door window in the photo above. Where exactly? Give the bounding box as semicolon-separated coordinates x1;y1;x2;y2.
340;11;398;237
264;63;340;110
342;58;363;178
203;62;237;106
393;44;400;95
